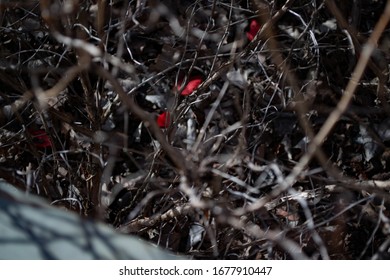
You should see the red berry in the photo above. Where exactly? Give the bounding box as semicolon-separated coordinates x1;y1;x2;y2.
246;19;261;41
178;76;203;96
29;129;52;149
157;111;171;128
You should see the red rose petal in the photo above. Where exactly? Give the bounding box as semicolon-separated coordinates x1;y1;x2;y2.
246;19;261;41
157;111;171;128
29;129;52;149
178;76;203;96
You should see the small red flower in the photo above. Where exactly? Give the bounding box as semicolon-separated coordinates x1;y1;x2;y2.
178;76;203;96
246;19;261;41
29;129;52;149
156;111;171;128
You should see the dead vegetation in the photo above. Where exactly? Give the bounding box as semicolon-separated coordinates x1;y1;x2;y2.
1;0;390;259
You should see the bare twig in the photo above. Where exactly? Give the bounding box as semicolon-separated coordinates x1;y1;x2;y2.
286;0;390;182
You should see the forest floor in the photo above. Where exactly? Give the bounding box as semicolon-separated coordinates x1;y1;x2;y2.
1;0;390;259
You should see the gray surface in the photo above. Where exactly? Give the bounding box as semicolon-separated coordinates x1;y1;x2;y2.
0;179;182;259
